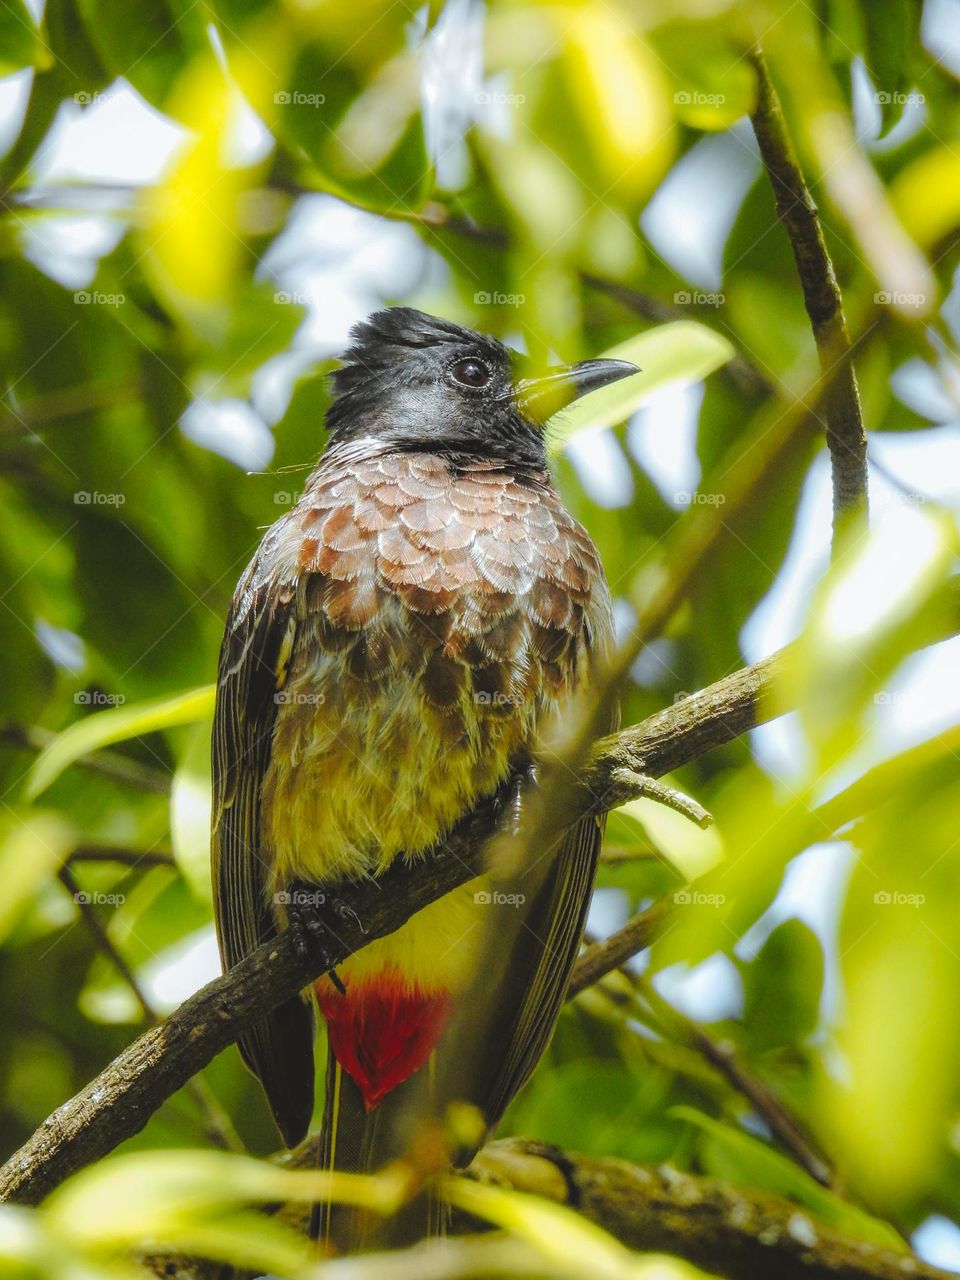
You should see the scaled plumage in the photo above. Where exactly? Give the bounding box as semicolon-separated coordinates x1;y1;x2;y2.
211;307;635;1250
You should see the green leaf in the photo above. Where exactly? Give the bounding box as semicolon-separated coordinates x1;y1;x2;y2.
741;919;824;1052
822;769;960;1208
859;0;920;136
650;21;757;131
75;0;209;116
170;725;213;903
0;814;74;943
445;1177;686;1280
546;321;734;454
0;0;45;73
506;1059;675;1164
892;144;960;248
781;511;957;771
46;1149;405;1245
611;794;724;883
27;687;215;799
672;1108;903;1249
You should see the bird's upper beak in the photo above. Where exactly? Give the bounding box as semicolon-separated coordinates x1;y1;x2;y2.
514;357;640;421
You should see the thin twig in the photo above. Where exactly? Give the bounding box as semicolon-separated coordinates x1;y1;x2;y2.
57;865;241;1153
637;976;832;1188
608;769;713;828
0;379;140;435
749;47;869;538
68;845;175;868
599;843;659;864
567;901;671;996
0;724;170;794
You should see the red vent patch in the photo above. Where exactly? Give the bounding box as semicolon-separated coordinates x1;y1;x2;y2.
316;976;451;1111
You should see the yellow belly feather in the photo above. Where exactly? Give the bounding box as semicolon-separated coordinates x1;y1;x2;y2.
261;648;536;994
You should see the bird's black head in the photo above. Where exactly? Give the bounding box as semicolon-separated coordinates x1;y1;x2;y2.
324;307;638;468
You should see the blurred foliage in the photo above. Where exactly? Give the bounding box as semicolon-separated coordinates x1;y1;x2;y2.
1;0;959;1275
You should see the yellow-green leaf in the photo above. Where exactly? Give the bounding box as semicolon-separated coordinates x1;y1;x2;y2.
170;725;214;903
612;794;724;882
28;687;215;799
0;814;74;943
891;144;960;249
547;321;734;453
672;1108;903;1249
445;1175;702;1279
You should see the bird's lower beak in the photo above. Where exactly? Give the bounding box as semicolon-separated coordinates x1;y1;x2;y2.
515;358;640;420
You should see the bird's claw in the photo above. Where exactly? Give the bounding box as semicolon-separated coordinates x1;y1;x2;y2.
331;896;366;935
283;880;365;992
284;879;335;967
506;761;538;838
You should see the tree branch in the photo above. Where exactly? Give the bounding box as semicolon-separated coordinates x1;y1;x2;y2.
4;564;958;1207
463;1139;949;1280
57;864;241;1153
0;649;794;1205
749;47;869;536
635;976;832;1189
67;845;175;868
148;1139;951;1280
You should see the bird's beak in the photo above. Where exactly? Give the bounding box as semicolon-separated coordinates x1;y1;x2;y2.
514;358;640;421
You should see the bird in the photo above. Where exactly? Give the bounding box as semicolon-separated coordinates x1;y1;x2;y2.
211;306;637;1249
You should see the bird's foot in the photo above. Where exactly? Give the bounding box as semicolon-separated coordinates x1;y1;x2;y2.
283;879;366;992
500;761;539;839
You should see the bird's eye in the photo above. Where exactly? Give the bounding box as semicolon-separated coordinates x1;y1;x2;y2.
450;357;491;389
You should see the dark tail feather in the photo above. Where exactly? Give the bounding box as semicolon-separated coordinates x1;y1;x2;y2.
237;993;314;1149
316;1035;440;1253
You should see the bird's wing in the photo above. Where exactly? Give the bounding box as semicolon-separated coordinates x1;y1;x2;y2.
428;724;614;1145
452;506;618;1132
472;806;610;1127
399;469;619;1144
211;561;315;1147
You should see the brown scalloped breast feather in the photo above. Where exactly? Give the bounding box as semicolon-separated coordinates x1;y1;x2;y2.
261;450;612;890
